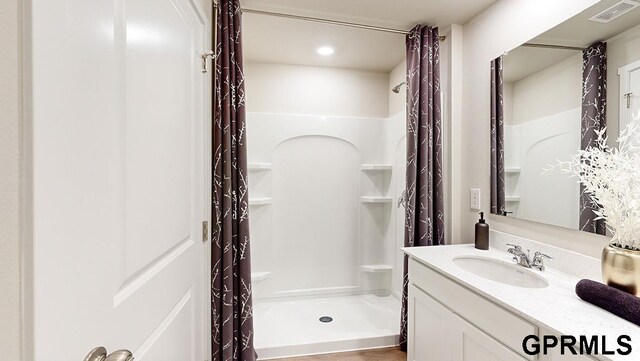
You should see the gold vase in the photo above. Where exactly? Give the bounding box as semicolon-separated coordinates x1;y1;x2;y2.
602;243;640;296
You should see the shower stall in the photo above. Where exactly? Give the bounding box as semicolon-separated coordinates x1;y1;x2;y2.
247;111;406;359
242;10;409;360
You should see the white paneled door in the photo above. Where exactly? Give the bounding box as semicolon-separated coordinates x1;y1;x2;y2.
619;59;640;134
28;0;211;360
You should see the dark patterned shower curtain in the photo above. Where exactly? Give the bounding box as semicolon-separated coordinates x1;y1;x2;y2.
211;0;256;360
399;25;445;351
490;56;505;216
580;41;607;235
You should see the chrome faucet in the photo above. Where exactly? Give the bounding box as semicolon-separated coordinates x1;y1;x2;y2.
507;244;532;268
506;244;553;271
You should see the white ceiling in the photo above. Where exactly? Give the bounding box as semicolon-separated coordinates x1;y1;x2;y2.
532;0;640;48
243;13;406;72
241;0;496;72
503;47;579;83
504;0;640;83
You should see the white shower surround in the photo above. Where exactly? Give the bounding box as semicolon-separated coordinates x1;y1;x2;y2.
504;108;581;228
247;111;406;357
247;112;406;299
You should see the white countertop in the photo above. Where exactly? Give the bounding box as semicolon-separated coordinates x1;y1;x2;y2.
403;244;640;361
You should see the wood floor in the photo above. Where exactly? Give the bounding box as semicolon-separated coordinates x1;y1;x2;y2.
271;347;406;361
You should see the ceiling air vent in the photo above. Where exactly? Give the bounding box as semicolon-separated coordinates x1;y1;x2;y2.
589;0;640;23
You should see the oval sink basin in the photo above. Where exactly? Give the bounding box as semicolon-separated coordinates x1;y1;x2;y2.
453;256;549;289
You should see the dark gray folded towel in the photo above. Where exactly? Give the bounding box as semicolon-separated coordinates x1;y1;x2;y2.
575;279;640;326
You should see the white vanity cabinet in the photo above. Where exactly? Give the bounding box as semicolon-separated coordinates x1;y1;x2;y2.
408;283;527;361
408;257;536;361
408;257;599;361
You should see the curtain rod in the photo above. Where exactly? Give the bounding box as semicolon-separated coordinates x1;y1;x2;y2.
213;1;446;41
522;43;586;51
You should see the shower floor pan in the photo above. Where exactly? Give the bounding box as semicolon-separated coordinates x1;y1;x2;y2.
254;293;400;360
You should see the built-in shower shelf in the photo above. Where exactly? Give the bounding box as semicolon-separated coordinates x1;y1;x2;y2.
361;265;393;273
505;167;521;174
248;163;272;170
249;197;272;206
251;271;272;282
360;196;393;204
505;196;521;202
361;164;393;171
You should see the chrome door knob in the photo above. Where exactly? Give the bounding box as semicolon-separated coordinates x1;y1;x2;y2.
84;347;133;361
84;347;107;361
105;350;134;361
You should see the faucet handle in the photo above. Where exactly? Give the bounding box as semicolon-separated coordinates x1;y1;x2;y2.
533;251;553;261
506;243;521;252
532;251;553;271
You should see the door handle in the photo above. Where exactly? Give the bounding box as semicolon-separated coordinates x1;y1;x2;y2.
105;350;134;361
201;51;215;73
625;92;633;108
84;346;134;361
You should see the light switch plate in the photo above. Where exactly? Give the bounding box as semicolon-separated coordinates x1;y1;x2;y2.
470;188;481;210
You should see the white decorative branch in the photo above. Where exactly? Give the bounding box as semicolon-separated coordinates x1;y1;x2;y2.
547;111;640;250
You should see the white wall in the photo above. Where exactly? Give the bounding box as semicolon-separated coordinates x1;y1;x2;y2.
460;0;610;258
0;0;22;358
447;25;464;245
388;60;406;117
510;53;582;125
504;81;515;125
440;29;453;244
245;62;389;118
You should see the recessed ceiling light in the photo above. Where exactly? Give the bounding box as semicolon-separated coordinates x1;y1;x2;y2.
316;46;335;56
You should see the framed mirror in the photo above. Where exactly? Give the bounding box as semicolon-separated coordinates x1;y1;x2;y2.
490;0;640;233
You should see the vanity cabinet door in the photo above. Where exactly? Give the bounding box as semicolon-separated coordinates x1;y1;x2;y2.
408;284;453;361
451;314;528;361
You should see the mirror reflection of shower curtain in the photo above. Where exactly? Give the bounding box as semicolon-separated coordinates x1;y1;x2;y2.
580;42;607;235
490;56;505;216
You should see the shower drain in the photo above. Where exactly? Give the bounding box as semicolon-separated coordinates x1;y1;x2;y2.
319;316;333;323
